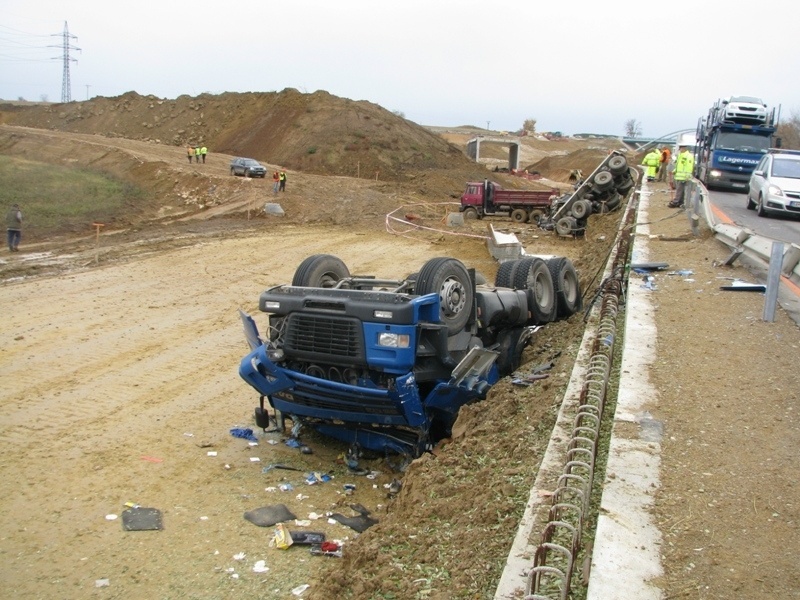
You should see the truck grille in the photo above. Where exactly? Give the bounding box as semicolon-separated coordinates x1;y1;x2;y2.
284;313;366;364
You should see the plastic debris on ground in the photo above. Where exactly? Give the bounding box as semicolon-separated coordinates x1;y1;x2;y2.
252;560;269;573
270;523;293;549
311;541;343;558
291;584;310;596
262;463;303;473
285;438;302;449
290;530;326;545
95;579;110;588
233;552;246;561
105;514;118;521
279;483;294;492
230;427;258;442
305;472;332;485
642;275;656;290
330;504;378;532
720;279;766;292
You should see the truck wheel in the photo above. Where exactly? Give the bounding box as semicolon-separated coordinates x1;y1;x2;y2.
607;155;628;175
494;328;526;375
546;257;582;319
529;209;545;224
513;257;556;324
494;260;516;288
604;193;621;211
571;199;592;220
555;217;576;237
292;254;351;288
592;170;614;192
463;207;479;220
416;257;473;334
510;208;528;223
615;178;634;195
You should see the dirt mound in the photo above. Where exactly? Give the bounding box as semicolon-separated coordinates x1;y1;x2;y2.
0;90;476;181
523;147;612;183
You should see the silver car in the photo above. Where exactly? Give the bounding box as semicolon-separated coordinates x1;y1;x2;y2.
747;150;800;218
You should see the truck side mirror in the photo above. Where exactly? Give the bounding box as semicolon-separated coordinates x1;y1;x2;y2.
775;137;782;148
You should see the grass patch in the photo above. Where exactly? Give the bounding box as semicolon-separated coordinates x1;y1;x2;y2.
0;157;144;239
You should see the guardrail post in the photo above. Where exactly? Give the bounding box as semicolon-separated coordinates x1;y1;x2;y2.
763;241;784;322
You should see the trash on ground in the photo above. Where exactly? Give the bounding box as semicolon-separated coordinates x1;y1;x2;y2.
305;472;332;485
249;457;261;462
140;456;163;463
123;502;140;509
230;427;259;442
270;523;294;549
262;463;303;473
290;530;326;545
296;493;309;501
95;579;110;588
233;552;246;561
386;479;402;496
206;451;217;457
244;504;297;527
308;512;322;520
631;262;669;272
642;275;656;291
105;514;118;521
668;270;694;276
294;519;311;527
720;279;766;292
121;507;163;531
279;483;294;492
530;362;554;374
311;541;343;558
252;560;269;573
330;504;378;532
285;438;302;449
291;584;310;596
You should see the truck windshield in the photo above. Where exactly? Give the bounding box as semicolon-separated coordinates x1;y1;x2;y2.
714;132;771;153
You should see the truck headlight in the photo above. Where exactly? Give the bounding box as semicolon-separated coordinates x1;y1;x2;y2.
710;170;722;178
373;310;393;319
264;301;281;311
378;332;410;348
267;347;284;361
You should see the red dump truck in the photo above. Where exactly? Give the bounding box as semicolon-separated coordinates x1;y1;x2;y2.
460;180;558;223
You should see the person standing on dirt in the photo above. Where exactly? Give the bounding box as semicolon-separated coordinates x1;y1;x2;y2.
272;171;280;194
657;146;671;182
187;146;194;164
6;203;22;252
669;145;695;208
279;169;286;192
195;146;201;164
200;145;207;163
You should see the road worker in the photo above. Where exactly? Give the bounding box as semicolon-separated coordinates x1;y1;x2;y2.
642;147;661;182
669;145;695;208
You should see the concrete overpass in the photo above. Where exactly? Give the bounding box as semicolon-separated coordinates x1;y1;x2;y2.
465;136;521;171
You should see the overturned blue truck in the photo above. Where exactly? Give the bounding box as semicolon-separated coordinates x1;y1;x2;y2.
239;253;582;458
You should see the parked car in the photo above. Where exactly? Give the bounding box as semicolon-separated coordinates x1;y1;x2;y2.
722;96;768;124
747;150;800;217
230;157;267;178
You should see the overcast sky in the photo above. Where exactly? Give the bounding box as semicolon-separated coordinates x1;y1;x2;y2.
1;0;798;137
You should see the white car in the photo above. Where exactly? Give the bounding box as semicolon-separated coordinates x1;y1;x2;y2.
747;150;800;217
723;96;768;124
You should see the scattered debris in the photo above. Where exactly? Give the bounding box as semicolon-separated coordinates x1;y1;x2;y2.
262;463;303;473
105;514;118;521
243;504;296;527
330;504;378;532
290;531;326;545
631;262;669;272
305;472;332;485
232;552;246;561
271;523;294;549
95;579;110;588
230;427;258;442
311;541;343;558
140;456;163;463
252;559;269;573
121;507;163;531
720;280;766;292
291;584;310;596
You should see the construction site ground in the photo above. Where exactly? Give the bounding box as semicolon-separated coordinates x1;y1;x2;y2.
0;95;798;600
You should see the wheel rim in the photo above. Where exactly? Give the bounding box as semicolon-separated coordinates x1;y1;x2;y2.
438;277;467;318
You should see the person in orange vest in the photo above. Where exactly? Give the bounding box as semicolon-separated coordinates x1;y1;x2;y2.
657;147;671;182
186;146;194;164
272;171;280;194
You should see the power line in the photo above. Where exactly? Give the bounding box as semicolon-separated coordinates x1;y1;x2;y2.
48;21;79;103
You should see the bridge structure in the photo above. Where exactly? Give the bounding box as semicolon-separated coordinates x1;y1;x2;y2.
621;128;696;151
465;136;521;171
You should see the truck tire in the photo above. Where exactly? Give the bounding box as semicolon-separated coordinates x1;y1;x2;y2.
529;209;545;224
510;208;528;223
546;257;582;318
494;327;526;375
512;257;556;324
592;170;614;192
494;260;516;288
571;199;592;220
615;178;634;196
416;257;473;334
555;216;576;237
604;193;621;211
607;155;628;176
463;207;479;220
292;254;351;288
